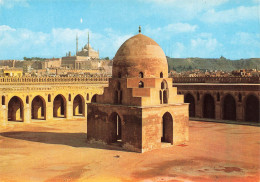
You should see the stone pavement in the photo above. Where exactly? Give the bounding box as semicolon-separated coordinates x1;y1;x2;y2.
0;119;259;182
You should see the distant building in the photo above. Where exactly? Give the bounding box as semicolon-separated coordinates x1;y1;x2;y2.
0;68;23;77
61;32;99;69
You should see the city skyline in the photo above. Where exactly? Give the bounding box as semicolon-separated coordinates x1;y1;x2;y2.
0;0;260;60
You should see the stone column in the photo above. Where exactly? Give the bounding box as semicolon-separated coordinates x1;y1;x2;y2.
0;105;7;125
195;100;202;118
66;101;73;119
46;102;53;121
215;102;221;120
236;103;243;121
24;104;31;123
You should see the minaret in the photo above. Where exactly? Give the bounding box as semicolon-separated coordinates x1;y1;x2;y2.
87;32;90;57
139;25;141;33
76;34;78;56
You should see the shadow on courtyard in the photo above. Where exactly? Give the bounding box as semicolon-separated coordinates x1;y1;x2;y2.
0;131;129;152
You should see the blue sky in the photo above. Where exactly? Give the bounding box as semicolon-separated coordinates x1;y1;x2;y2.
0;0;259;60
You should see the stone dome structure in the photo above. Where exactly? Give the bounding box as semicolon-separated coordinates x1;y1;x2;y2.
112;33;168;78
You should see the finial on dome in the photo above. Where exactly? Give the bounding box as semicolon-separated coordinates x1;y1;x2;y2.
139;25;141;33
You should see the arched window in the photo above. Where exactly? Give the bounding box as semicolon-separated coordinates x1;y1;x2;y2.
69;94;71;101
138;81;144;88
160;72;163;78
2;96;5;105
48;94;51;102
139;72;144;78
26;96;29;104
87;93;89;101
160;80;168;104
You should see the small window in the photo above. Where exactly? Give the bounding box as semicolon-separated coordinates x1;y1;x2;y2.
87;93;89;101
138;81;144;88
139;72;144;78
48;94;51;102
2;96;5;105
26;96;29;104
197;92;200;101
160;72;163;78
69;94;71;101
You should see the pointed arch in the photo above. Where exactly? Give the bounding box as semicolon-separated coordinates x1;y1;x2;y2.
31;95;46;120
245;94;259;122
8;96;24;122
53;94;67;118
184;93;195;117
203;94;215;119
222;94;236;120
161;112;173;144
73;94;85;117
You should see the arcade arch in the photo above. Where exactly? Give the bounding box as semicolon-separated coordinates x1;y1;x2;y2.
31;95;46;120
8;96;24;122
245;95;259;122
53;94;66;118
73;94;85;116
203;94;215;119
184;93;195;117
222;94;236;120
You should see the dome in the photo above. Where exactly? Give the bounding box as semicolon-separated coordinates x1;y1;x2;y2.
112;33;168;78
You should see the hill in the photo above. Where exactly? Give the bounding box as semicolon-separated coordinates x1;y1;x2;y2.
167;57;260;72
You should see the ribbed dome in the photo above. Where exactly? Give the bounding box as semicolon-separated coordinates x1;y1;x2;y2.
112;33;168;78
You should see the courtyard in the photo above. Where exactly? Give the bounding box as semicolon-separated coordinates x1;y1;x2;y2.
0;118;259;182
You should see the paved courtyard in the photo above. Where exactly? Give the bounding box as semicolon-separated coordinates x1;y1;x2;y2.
0;118;259;182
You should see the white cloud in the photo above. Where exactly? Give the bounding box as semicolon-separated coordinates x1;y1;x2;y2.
201;5;260;23
145;23;198;40
0;0;28;8
0;25;16;31
141;0;228;9
141;0;229;14
231;32;260;46
189;35;222;57
0;25;133;59
164;23;198;33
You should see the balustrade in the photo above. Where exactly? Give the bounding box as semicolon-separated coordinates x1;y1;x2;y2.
172;76;260;84
0;76;110;85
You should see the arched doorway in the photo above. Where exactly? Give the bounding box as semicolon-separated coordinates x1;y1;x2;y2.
223;94;236;120
161;112;173;144
184;93;195;117
73;94;85;116
245;95;259;122
31;96;46;120
53;94;66;118
203;94;215;119
8;96;24;122
109;112;122;143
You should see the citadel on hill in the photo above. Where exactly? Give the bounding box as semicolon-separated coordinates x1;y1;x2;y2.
0;33;112;77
